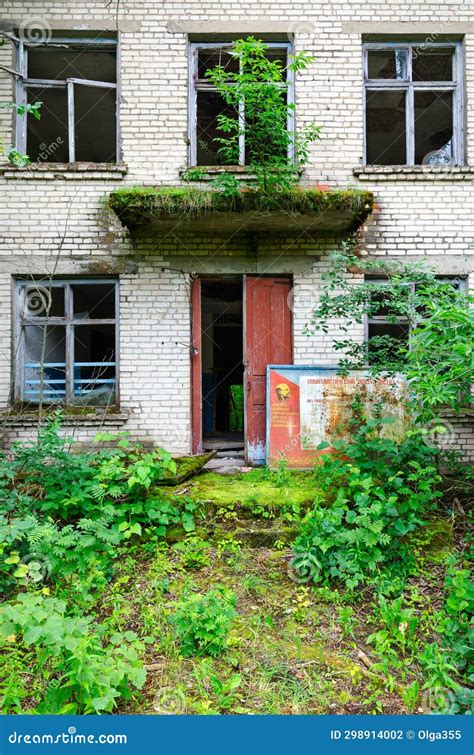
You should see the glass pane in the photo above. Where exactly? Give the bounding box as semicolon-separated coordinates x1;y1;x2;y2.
72;283;116;319
23;324;66;402
196;91;238;165
367;49;408;80
415;90;453;165
366;90;406;165
73;324;116;405
27;49;116;83
20;285;64;318
197;48;239;79
74;85;116;162
26;88;69;162
412;48;454;82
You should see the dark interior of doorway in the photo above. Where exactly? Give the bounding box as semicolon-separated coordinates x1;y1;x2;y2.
201;278;244;453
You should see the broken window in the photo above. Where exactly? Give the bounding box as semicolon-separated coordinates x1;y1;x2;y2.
364;41;462;166
16;36;118;163
16;280;118;406
365;277;465;364
189;41;293;166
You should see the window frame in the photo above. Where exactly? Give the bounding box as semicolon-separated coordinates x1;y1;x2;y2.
364;276;467;353
15;36;120;163
14;279;120;406
363;40;464;166
188;40;295;167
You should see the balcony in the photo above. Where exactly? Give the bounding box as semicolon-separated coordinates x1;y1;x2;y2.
109;187;374;236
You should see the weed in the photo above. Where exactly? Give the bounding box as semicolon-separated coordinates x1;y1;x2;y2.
170;587;237;657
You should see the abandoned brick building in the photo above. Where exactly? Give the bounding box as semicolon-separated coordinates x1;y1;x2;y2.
0;2;473;464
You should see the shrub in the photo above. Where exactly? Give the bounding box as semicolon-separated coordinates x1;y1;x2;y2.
170;587;237;657
173;535;211;569
0;593;146;713
0;417;200;596
204;36;321;193
293;420;442;589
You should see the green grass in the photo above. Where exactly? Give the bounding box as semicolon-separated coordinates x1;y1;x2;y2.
100;543;375;715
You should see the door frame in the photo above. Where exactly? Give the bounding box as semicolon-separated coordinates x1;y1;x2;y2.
191;274;294;459
191;276;202;454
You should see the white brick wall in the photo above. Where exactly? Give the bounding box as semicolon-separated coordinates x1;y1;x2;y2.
0;1;473;459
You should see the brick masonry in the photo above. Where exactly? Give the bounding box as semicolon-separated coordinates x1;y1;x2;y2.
0;1;473;459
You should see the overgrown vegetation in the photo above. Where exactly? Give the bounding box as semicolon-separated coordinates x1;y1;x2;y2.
294;415;442;591
110;38;372;235
307;250;474;420
0;412;471;715
109;186;373;231
198;36;321;194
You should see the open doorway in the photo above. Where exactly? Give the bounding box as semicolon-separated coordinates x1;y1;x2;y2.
201;278;244;452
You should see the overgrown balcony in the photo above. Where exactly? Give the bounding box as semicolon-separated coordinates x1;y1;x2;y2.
109;187;374;236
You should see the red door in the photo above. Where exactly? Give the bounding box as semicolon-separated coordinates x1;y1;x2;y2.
244;276;293;464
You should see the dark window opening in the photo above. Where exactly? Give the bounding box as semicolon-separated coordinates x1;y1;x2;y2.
26;87;69;162
414;90;453;165
74;85;117;163
366;89;406;165
367;49;408;80
201;279;244;446
412;49;454;82
191;42;291;166
72;283;116;319
21;42;117;163
197;48;239;79
365;276;466;365
17;280;117;407
196;92;238;166
27;49;117;82
364;43;460;166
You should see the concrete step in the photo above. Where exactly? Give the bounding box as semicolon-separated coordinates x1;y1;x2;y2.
203;439;244;451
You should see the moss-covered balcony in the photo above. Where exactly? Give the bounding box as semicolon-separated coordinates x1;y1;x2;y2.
109;187;374;236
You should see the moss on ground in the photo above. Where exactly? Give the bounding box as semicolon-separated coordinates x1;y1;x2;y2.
103;544;385;715
162;469;318;513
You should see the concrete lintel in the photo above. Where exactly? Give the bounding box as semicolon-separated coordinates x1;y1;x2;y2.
0;256;139;275
167;20;294;35
165;255;320;275
366;255;474;276
0;17;141;33
342;22;473;35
